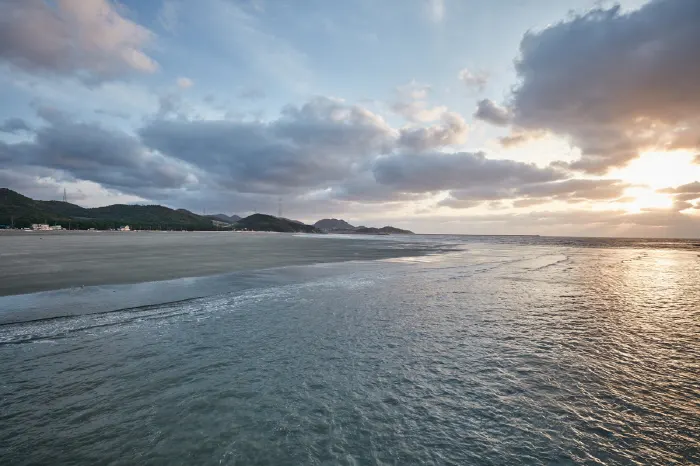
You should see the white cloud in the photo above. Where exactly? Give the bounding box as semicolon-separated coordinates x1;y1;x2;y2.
391;101;447;123
0;0;158;82
458;69;488;91
177;77;194;89
510;0;700;173
396;80;431;101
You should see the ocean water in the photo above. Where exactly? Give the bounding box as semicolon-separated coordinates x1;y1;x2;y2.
1;236;698;465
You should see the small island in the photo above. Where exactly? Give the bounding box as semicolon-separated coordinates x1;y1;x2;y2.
313;218;414;235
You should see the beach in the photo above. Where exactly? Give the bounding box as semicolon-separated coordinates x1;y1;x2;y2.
0;231;445;297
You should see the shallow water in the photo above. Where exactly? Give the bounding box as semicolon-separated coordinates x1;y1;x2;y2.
1;237;698;465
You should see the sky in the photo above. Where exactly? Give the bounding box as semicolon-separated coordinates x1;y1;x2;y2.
1;0;700;237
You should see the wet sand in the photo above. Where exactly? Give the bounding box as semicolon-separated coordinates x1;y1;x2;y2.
0;231;441;296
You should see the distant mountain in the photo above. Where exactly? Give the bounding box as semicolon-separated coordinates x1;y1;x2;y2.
314;218;356;231
353;226;414;235
207;213;241;224
234;214;320;233
313;217;413;235
0;188;214;230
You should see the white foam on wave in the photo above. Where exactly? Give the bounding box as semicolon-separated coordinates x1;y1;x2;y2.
0;268;382;345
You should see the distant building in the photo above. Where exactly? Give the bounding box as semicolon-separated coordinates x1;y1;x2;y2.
31;224;50;231
118;225;131;231
50;225;62;230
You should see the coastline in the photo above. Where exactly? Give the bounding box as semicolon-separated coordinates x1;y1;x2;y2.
0;231;447;297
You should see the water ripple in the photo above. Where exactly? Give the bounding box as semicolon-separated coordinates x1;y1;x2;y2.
1;243;698;465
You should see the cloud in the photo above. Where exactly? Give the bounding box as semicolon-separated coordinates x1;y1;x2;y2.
238;88;266;100
510;0;700;173
140;97;397;194
439;178;631;209
512;198;550;208
0;0;158;82
94;109;131;120
0;118;32;134
156;93;183;119
438;197;482;209
392;80;446;122
373;151;565;193
396;81;431;101
458;69;488;91
0;118;197;194
499;130;543;147
204;0;312;91
517;179;630;201
327;171;427;203
391;101;447;123
658;181;700;205
414;208;700;237
158;0;180;33
658;181;700;194
398;112;468;151
425;0;445;22
177;77;194;89
474;99;512;126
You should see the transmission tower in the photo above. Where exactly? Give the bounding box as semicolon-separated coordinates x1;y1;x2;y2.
63;188;67;203
278;197;282;218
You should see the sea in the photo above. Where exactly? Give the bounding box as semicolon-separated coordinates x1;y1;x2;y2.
1;235;698;465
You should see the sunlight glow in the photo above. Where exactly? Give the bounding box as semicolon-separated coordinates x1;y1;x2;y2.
610;150;700;189
622;187;674;213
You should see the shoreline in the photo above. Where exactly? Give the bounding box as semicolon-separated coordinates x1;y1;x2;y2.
0;231;448;297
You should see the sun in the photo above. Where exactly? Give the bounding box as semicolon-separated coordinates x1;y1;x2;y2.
610;150;700;190
607;150;700;212
622;187;674;213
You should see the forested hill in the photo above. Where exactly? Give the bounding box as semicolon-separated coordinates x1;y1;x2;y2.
0;188;214;230
233;214;320;233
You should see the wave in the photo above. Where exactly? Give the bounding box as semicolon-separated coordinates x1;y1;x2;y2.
0;260;385;326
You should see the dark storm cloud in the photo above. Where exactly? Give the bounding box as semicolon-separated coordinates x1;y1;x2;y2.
510;0;700;173
0;0;158;81
0;117;32;134
372;151;565;193
474;99;511;126
0;119;196;192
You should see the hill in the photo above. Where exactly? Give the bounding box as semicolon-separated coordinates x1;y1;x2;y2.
314;218;356;231
207;213;241;224
0;188;214;230
353;226;414;235
312;216;414;235
233;214;320;233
